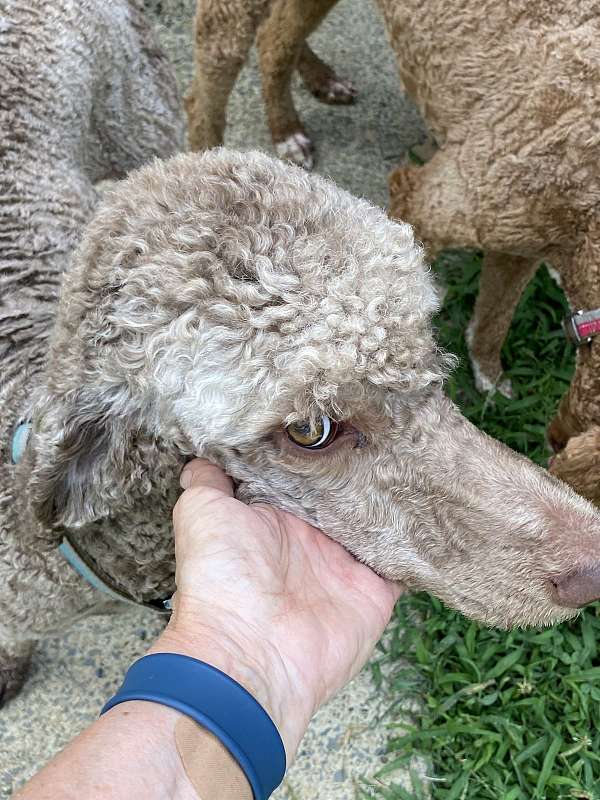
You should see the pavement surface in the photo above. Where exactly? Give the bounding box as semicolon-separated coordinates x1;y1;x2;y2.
0;1;428;797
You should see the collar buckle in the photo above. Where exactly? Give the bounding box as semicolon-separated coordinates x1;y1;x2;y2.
563;308;600;346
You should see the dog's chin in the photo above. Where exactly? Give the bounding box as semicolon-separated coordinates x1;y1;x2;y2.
498;608;580;631
414;575;584;629
457;598;580;631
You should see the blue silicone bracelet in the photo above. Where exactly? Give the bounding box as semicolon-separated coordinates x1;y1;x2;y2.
101;653;286;800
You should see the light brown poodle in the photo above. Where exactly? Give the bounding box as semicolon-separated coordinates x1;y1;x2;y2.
6;145;600;709
185;0;355;169
376;0;600;504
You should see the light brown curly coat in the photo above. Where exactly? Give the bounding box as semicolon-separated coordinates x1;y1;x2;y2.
378;0;600;499
0;0;183;700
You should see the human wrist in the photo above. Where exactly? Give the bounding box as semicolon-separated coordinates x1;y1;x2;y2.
100;701;198;800
148;607;315;759
104;653;284;799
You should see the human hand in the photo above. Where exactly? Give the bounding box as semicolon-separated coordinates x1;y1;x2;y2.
150;458;402;760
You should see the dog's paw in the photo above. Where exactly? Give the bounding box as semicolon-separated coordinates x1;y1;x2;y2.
276;132;315;170
470;355;513;399
466;322;513;398
0;652;31;707
310;74;357;105
476;371;513;399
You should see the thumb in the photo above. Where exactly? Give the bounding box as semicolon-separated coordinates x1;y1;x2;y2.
179;458;234;496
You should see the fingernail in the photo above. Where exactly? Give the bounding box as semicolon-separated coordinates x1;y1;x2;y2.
180;467;193;489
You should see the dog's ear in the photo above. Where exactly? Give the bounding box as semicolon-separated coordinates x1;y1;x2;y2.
30;390;135;529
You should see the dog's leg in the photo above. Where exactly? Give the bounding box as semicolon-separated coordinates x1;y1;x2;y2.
388;150;479;251
0;638;33;706
0;530;100;705
467;252;539;398
257;0;340;169
186;0;271;151
297;42;357;105
389;150;539;399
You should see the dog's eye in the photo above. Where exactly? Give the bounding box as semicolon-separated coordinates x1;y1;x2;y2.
286;416;339;449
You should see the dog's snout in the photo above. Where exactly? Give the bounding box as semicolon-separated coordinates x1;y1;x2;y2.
552;567;600;608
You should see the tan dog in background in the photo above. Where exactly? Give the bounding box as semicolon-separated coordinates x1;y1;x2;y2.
378;0;600;504
185;0;354;170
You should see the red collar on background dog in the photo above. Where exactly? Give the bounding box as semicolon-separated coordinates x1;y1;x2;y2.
564;309;600;345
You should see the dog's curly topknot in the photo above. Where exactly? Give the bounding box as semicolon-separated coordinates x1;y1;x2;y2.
48;149;453;432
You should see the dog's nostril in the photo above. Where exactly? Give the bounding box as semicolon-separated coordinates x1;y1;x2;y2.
552;567;600;608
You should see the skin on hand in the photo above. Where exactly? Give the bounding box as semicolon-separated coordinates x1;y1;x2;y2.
150;458;403;761
14;459;400;800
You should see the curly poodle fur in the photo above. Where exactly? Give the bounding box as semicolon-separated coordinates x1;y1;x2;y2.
6;145;600;703
209;0;600;499
0;0;183;700
376;0;600;494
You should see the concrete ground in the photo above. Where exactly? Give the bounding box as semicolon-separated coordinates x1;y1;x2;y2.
0;1;429;797
152;0;426;208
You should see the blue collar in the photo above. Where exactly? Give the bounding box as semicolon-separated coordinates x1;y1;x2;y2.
58;536;172;614
11;422;171;614
11;421;31;465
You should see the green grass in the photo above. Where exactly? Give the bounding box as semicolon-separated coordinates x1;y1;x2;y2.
364;251;600;800
434;249;573;464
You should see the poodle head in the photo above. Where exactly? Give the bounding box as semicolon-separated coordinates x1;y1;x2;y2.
30;150;600;628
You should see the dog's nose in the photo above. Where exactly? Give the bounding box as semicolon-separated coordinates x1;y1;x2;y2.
552;567;600;608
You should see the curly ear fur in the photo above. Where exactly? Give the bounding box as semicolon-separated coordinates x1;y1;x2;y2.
31;392;130;528
29;389;188;530
31;386;190;530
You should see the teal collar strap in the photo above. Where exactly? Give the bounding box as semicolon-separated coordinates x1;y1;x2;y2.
11;421;171;615
11;421;31;465
58;535;172;614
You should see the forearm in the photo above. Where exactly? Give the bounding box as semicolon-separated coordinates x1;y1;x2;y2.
15;701;199;800
15;626;284;800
